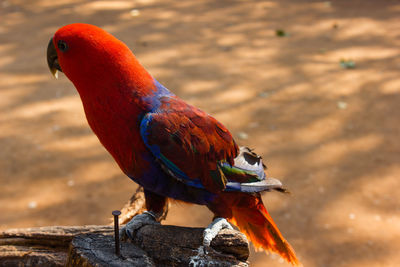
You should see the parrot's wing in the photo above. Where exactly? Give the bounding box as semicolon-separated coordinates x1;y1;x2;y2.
140;97;269;193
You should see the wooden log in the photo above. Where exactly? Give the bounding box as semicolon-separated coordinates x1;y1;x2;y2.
1;224;249;266
0;225;113;247
1;188;249;266
0;225;114;267
133;224;249;263
67;224;248;266
66;234;155;267
0;245;67;267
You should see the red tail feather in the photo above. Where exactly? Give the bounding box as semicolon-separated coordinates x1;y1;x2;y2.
228;195;300;266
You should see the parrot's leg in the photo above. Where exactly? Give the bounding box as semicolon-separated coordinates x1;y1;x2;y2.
189;217;234;264
144;189;169;220
120;189;168;241
120;210;159;240
203;217;233;247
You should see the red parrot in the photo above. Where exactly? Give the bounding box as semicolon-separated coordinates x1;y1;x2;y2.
47;23;299;265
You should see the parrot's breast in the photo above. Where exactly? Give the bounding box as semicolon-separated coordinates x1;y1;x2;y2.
79;88;151;177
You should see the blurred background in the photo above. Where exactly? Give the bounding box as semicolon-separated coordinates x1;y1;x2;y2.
1;0;400;266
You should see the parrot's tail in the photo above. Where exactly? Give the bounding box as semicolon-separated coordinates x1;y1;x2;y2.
228;194;300;266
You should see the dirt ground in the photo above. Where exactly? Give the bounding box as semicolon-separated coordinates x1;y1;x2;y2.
1;0;400;266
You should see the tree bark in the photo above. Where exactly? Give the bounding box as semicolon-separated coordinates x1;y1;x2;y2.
1;224;249;266
130;224;249;266
0;188;249;266
0;225;113;267
66;233;154;267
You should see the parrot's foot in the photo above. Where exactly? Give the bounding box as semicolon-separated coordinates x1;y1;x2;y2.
120;211;160;241
203;217;233;248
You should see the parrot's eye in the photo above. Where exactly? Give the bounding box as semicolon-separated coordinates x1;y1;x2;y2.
57;40;68;52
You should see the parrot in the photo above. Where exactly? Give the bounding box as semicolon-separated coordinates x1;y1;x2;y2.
46;23;299;265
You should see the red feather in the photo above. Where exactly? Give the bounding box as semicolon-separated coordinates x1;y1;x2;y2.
144;96;238;193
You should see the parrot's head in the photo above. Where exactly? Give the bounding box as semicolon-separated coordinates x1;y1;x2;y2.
47;23;152;93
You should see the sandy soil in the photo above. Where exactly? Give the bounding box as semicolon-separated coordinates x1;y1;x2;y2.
1;0;400;266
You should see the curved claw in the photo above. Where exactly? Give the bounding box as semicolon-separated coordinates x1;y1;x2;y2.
203;217;233;248
120;211;160;241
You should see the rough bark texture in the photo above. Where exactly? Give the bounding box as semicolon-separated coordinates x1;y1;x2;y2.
0;188;249;266
66;234;155;267
0;225;249;266
131;224;249;266
0;245;66;267
0;225;114;267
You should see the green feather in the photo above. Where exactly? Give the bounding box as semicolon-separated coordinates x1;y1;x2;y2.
220;163;260;183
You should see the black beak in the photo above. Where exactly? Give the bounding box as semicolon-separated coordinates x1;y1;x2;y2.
47;38;62;78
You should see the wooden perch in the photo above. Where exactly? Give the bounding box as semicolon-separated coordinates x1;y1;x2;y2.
0;187;249;266
0;225;113;267
1;224;249;266
129;224;249;265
